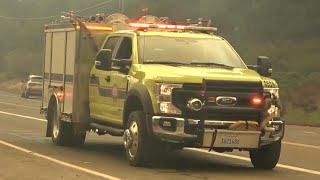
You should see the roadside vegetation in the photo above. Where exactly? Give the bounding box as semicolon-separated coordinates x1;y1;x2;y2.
0;0;319;125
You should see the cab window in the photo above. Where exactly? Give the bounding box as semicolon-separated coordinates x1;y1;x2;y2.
115;37;132;60
112;37;132;73
103;36;121;58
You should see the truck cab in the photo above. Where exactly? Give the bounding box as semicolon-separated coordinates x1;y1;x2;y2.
41;13;284;168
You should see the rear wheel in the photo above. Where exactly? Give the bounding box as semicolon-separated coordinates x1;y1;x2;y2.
50;103;86;146
124;111;157;166
21;89;29;98
250;140;281;169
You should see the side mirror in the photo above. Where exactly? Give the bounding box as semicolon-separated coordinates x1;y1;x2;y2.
256;56;272;77
94;61;101;67
118;59;132;74
95;49;112;70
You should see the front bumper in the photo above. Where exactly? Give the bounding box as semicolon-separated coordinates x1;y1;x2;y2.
152;116;285;148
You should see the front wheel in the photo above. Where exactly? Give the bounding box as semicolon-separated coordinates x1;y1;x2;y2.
250;140;281;169
124;111;155;166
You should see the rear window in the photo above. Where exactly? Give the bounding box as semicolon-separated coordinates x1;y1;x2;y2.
31;77;43;82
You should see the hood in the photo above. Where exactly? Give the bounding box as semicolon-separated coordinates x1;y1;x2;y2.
133;64;263;83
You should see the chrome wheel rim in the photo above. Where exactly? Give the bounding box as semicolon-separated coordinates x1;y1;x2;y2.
124;129;133;149
52;108;60;139
127;119;139;159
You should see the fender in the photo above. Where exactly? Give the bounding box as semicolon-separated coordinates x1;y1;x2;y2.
124;83;154;135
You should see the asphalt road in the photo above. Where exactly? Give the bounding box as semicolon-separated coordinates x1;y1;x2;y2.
0;91;319;180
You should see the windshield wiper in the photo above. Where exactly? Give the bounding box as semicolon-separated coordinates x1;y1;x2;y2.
190;62;234;68
144;61;188;65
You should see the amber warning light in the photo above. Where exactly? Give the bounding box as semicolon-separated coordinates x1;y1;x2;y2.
76;23;113;31
56;91;64;99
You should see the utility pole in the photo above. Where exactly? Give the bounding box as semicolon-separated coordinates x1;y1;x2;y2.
119;0;125;13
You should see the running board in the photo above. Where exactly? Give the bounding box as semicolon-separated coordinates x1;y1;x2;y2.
89;123;124;136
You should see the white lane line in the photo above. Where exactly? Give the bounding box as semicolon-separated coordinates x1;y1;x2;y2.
0;101;39;109
187;148;320;176
0;111;46;122
283;141;320;150
0;139;122;180
304;131;319;135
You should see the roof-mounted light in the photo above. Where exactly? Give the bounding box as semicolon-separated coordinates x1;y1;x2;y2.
130;23;150;28
76;23;113;31
128;23;217;32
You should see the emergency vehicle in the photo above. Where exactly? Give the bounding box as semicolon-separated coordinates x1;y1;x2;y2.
41;13;284;168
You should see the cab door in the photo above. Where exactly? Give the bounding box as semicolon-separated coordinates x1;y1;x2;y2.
107;36;133;122
89;36;122;125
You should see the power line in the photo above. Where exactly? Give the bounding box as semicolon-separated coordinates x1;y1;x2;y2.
0;0;113;21
74;0;113;13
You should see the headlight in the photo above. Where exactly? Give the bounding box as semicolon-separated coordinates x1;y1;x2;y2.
156;83;182;114
264;88;281;117
264;88;280;99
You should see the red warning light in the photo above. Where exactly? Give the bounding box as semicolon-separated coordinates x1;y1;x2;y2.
251;96;263;106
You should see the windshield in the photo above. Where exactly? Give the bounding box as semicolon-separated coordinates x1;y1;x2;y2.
138;36;246;68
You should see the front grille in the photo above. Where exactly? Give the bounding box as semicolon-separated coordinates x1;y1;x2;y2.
204;80;262;93
184;80;262;93
172;80;263;121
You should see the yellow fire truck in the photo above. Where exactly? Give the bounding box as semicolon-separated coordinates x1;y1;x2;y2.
41;13;284;168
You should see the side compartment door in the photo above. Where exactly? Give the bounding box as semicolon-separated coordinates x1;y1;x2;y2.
89;36;122;125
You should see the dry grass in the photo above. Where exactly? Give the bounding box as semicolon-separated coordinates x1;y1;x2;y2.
0;79;22;94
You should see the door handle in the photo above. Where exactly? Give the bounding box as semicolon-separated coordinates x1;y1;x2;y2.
105;76;111;82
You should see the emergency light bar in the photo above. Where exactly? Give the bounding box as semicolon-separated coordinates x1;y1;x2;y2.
77;22;217;32
129;23;217;32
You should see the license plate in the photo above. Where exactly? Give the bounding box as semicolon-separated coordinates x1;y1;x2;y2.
202;129;261;148
221;138;240;145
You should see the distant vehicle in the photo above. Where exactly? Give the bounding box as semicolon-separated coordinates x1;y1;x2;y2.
21;75;43;98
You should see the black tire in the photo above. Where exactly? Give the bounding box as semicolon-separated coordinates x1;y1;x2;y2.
71;132;86;146
50;103;86;146
250;140;281;169
25;90;29;98
124;111;155;166
21;91;25;98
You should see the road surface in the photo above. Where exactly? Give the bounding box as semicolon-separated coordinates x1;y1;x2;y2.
0;91;319;180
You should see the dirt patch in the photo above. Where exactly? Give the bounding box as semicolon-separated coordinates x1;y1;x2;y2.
0;79;22;94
